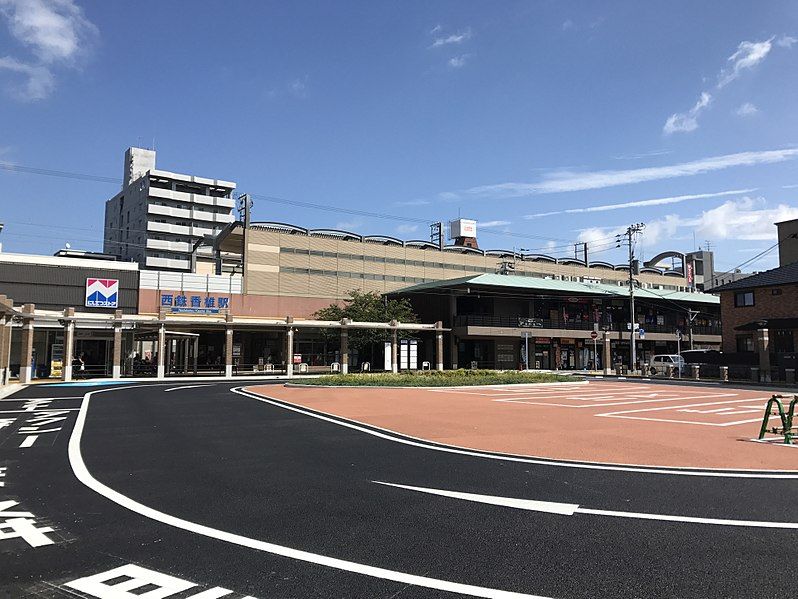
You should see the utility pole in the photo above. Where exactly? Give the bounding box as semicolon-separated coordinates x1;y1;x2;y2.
617;223;645;374
687;309;699;350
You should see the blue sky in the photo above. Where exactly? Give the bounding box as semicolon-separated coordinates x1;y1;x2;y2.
0;1;797;273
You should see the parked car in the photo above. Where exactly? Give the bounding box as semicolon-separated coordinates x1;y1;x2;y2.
649;354;687;376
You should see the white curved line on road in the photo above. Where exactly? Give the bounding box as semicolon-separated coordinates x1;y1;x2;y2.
375;481;798;529
67;385;552;599
235;388;798;479
164;384;214;392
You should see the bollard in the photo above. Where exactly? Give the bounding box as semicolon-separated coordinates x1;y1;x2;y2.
692;364;700;380
719;365;729;382
787;368;796;385
751;367;759;382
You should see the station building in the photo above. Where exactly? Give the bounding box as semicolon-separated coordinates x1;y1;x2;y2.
0;147;721;383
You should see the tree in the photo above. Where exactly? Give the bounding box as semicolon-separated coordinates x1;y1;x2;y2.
315;290;419;361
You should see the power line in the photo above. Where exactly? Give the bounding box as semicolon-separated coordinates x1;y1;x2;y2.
0;160;623;252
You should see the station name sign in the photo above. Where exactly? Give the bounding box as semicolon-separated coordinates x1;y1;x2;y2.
160;293;230;314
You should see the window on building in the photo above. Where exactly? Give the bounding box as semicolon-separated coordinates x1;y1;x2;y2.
736;336;755;352
734;291;754;307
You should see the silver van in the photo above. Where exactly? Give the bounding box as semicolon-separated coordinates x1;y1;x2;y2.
649;354;686;376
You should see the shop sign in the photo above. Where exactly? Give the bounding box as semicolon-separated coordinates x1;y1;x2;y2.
535;337;550;343
160;293;230;314
517;317;544;328
293;354;302;364
85;278;118;308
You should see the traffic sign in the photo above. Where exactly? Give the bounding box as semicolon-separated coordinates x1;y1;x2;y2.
590;331;598;340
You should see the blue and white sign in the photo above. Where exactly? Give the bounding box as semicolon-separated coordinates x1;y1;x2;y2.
85;278;119;308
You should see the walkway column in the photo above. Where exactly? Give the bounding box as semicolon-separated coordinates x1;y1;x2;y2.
435;321;444;371
756;327;771;383
390;321;398;374
0;314;8;385
62;307;76;382
112;310;123;379
340;319;349;374
286;325;294;378
225;314;234;378
450;334;458;370
602;332;612;376
18;304;35;384
156;323;166;379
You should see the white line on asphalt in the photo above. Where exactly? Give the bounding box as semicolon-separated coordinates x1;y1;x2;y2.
233;388;798;478
376;481;798;529
164;384;214;392
0;396;83;401
68;385;553;599
0;408;80;414
19;435;38;448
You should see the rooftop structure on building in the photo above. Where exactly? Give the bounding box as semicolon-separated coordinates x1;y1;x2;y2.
103;147;237;272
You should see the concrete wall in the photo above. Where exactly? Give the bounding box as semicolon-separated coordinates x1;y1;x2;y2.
243;228;689;311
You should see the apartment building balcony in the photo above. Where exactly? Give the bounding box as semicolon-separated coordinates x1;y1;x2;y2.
147;221;192;236
147;202;234;224
145;255;191;270
146;238;192;253
149;186;236;209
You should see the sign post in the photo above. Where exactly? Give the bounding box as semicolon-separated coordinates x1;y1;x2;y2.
524;332;530;370
676;329;682;379
591;330;598;371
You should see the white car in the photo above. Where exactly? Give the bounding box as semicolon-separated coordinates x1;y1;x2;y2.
649;354;687;376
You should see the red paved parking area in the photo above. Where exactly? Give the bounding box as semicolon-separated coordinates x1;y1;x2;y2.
249;380;798;470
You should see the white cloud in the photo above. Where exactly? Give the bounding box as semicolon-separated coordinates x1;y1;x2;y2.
442;148;798;200
524;188;754;219
478;220;511;228
782;183;798;189
562;19;574;31
736;102;759;116
448;54;469;68
397;224;419;234
430;27;471;48
288;77;308;98
617;197;798;246
777;35;797;49
663;92;711;135
335;220;363;231
0;55;52;99
687;197;798;241
394;199;430;207
612;149;672;160
429;24;442;35
718;38;773;88
663;36;783;134
0;0;96;100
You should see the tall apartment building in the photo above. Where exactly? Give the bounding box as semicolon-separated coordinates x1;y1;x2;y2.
103;147;237;271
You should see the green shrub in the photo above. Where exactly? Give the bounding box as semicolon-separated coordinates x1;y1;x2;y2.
289;369;575;387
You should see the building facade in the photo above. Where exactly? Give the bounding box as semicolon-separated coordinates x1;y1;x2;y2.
103;147;237;272
388;274;720;371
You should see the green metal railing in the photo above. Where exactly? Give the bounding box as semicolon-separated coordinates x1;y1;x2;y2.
758;395;798;445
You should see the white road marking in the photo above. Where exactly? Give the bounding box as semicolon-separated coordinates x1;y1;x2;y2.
19;435;38;448
234;388;798;478
65;564;254;599
498;392;743;409
0;396;82;402
378;481;798;529
375;482;579;514
69;386;555;599
0;408;80;413
596;398;770;426
164;384;214;392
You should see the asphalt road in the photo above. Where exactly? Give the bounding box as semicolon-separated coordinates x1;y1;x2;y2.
1;380;796;599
